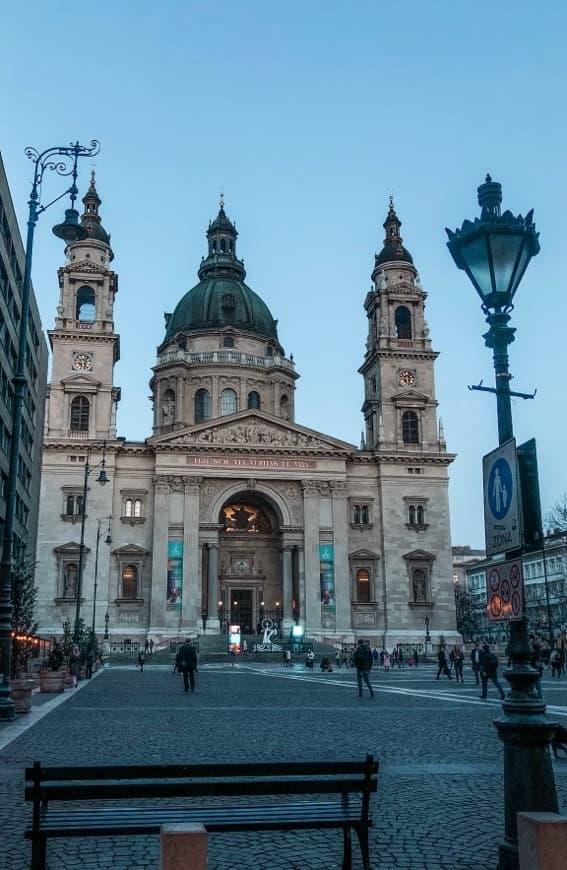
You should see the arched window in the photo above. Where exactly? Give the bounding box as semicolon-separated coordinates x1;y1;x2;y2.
70;396;89;431
221;388;237;416
417;505;424;525
361;505;369;524
356;569;371;603
220;238;226;253
248;391;261;410
134;498;142;517
395;305;412;339
66;495;75;516
280;394;289;420
353;505;361;524
195;389;211;424
125;499;133;518
402;410;419;444
413;568;426;602
76;285;96;321
63;563;78;598
212;240;217;251
122;564;138;599
76;495;84;516
408;505;416;525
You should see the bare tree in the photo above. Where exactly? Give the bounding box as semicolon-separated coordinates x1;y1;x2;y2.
545;493;567;532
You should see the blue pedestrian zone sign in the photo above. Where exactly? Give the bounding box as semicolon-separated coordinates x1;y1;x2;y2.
483;440;521;557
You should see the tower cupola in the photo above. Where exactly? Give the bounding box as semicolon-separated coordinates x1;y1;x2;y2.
374;196;413;267
79;171;114;260
198;196;245;282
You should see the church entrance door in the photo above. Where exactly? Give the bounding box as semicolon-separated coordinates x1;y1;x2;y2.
230;589;253;634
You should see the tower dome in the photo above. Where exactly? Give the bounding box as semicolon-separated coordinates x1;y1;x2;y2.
163;201;279;343
374;197;413;267
80;172;114;259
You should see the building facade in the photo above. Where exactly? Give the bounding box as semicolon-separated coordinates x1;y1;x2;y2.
0;153;48;560
36;183;457;648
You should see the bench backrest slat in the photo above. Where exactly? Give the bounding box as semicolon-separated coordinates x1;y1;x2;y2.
26;776;377;803
25;759;376;782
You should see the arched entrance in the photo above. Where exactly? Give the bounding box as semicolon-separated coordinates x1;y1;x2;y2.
217;492;282;634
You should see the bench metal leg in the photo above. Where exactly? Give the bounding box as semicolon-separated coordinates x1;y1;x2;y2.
342;827;352;870
355;827;371;870
31;835;47;870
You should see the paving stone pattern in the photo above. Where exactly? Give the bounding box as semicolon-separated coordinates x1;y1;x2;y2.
0;663;566;869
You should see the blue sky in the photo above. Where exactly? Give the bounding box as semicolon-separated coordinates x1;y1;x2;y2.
1;0;566;548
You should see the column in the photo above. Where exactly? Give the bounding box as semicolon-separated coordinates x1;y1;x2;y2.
207;542;220;633
182;478;202;631
302;481;321;634
282;545;293;630
332;481;352;633
175;375;184;425
150;479;169;630
297;547;306;626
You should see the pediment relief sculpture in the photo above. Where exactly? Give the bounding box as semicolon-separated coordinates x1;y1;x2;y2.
175;423;329;449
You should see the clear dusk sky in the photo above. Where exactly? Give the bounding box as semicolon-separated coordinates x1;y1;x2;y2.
1;0;566;548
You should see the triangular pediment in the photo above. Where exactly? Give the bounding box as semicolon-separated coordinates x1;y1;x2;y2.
391;389;430;404
53;541;91;555
63;259;107;275
350;548;380;560
149;410;356;453
61;373;102;390
113;544;150;557
403;549;435;562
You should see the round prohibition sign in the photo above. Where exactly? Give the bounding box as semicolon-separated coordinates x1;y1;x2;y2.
500;578;511;604
488;568;501;593
489;594;503;618
511;590;522;616
509;564;521;589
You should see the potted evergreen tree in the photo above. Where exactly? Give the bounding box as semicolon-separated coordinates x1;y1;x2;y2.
39;640;66;693
10;557;39;712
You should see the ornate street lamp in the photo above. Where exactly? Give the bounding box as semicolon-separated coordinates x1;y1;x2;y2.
0;140;99;721
92;517;112;637
104;611;110;641
447;176;558;870
75;445;110;642
424;616;431;642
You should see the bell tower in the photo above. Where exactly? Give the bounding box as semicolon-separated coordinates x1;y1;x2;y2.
359;198;445;453
46;173;121;439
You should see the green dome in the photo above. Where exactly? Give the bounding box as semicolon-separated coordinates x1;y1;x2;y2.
163;204;279;343
164;277;279;341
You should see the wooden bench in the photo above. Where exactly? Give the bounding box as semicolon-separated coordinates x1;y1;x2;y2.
25;755;378;870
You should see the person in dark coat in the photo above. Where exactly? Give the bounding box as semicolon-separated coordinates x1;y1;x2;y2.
454;647;464;684
479;644;505;700
413;648;419;667
353;639;374;698
470;642;482;685
436;645;452;680
176;638;198;692
69;645;81;688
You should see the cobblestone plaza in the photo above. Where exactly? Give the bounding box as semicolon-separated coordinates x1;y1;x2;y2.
1;661;566;869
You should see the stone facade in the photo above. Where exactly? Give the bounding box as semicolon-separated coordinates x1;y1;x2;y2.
35;187;458;648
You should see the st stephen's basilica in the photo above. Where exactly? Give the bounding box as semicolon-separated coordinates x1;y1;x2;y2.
35;177;458;648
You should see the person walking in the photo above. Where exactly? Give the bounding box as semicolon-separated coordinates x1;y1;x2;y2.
85;646;95;679
470;642;482;685
383;650;391;672
242;639;248;656
149;639;154;656
479;644;505;700
137;649;146;672
529;635;543;699
353;639;374;699
436;645;452;680
550;648;561;678
69;645;82;688
413;648;419;668
454;646;464;684
176;638;198;692
144;639;150;655
398;648;404;668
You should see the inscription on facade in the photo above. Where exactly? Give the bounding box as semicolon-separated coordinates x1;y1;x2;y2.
187;455;317;470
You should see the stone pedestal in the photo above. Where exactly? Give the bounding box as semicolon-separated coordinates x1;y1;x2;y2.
160;823;207;870
518;813;567;870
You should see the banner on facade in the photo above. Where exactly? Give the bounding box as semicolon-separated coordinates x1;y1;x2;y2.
319;543;336;628
167;541;183;609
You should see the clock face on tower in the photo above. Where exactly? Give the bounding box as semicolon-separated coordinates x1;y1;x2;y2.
73;353;93;371
399;370;415;387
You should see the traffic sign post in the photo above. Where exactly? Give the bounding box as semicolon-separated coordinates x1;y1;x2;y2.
483;439;521;557
486;559;524;622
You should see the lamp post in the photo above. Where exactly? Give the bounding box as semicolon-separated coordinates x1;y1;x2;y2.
92;517;112;637
447;176;558;869
0;139;99;721
104;611;109;640
75;445;109;642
